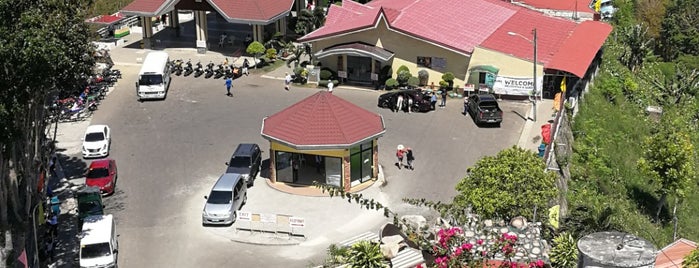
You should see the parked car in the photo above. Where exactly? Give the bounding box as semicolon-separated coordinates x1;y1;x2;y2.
82;124;111;158
202;173;247;226
225;143;262;187
77;186;105;225
465;94;503;126
86;159;118;195
378;90;433;112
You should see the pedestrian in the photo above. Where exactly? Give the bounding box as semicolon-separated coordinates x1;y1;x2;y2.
396;94;404;113
284;73;292;90
405;147;414;170
407;96;413;113
396;144;405;169
463;95;469;115
440;89;447;107
225;77;232;96
430;92;437;110
315;155;322;173
327;80;334;93
242;58;250;76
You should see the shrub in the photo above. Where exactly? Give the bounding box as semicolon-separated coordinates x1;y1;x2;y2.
265;48;277;59
439;80;449;89
418;69;429;86
320;70;333;80
407;76;419;87
293;66;308;84
321;67;337;80
442;72;455;89
378;65;393;85
550;233;578;268
396;65;411;86
385;78;398;90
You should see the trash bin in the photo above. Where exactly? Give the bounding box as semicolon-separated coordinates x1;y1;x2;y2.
538;143;546;158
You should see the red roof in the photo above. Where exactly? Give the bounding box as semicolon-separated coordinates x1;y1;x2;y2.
86;13;126;25
261;91;385;148
121;0;293;23
299;0;518;55
656;239;697;268
546;20;612;77
518;0;594;13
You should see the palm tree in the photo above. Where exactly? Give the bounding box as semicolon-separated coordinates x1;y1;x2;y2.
620;24;654;72
347;241;387;268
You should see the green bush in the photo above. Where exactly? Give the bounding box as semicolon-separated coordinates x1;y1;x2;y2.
321;67;337;80
441;72;455;82
418;69;429;86
549;233;578;268
407;76;419;87
320;70;333;80
265;48;277;59
385;78;398;90
439;80;448;89
378;65;393;85
396;65;411;86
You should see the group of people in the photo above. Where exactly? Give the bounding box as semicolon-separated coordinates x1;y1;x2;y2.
396;145;415;170
395;94;415;113
224;58;251;97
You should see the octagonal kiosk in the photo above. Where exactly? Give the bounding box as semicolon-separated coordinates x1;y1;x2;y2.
261;91;385;193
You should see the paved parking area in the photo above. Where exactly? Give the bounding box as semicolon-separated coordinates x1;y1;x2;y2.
51;45;529;267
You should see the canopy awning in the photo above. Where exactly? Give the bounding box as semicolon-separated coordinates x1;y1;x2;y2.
315;42;394;62
469;65;499;74
547;20;612;78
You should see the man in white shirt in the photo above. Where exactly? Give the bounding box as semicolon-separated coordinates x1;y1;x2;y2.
327;80;334;93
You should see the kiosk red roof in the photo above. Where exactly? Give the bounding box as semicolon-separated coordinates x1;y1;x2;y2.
655;239;697;268
518;0;594;12
121;0;293;23
122;0;169;15
86;14;126;25
546;20;612;77
261;91;385;148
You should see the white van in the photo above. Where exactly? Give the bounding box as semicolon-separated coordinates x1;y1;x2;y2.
136;51;170;100
80;214;118;268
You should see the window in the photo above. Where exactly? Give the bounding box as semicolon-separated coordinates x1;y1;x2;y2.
81;243;112;259
138;74;163;86
417;56;432;68
208;190;232;204
86;168;109;178
350;141;373;186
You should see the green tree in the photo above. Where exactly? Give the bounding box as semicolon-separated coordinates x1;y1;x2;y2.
295;6;326;36
635;0;670;39
638;115;697;222
395;65;411;86
0;0;94;264
453;146;558;220
346;241;386;268
685;248;699;267
246;41;265;69
658;0;699;61
620;24;654;72
642;63;699;106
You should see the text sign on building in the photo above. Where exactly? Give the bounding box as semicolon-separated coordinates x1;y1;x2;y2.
289;217;305;228
337;71;347;78
492;76;543;96
237;211;252;222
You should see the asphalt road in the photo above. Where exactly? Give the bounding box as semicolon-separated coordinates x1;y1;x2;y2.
66;63;528;267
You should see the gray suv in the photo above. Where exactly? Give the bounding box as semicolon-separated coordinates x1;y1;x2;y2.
225;143;261;187
202;173;247;225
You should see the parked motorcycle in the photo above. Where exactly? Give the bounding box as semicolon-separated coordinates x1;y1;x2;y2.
193;61;204;78
183;60;193;77
170;59;184;76
204;61;215;79
214;64;225;79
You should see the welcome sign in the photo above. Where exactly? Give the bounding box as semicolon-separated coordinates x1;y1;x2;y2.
493;76;543;96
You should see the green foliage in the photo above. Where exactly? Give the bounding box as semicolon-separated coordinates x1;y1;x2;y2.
346;241;386;268
265;48;277;59
685;248;699;267
438;80;449;89
295;7;326;35
658;0;699;61
246;41;266;56
407;76;419;87
620;24;654;72
324;244;350;266
293;66;308;84
320;70;333;80
452;146;558;220
549;233;578;268
396;65;411;86
417;69;429;86
441;72;455;82
385;78;398;89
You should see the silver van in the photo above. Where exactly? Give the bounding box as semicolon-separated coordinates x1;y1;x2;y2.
202;173;247;225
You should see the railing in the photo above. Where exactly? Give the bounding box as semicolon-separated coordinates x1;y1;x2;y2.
95;15;139;38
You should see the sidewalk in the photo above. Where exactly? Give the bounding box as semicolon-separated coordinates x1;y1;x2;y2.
516;98;557;153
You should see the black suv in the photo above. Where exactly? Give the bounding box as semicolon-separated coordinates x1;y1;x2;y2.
225;143;262;187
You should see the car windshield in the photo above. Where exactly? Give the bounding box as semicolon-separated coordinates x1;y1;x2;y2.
86;168;109;178
78;201;103;215
229;157;250;168
139;74;163;86
208;190;232;204
81;242;111;259
85;132;105;142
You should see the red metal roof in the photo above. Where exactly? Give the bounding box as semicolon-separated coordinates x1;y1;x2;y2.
655;239;697;268
299;0;518;55
261;91;385;148
121;0;293;23
518;0;594;13
546;20;612;77
86;13;126;25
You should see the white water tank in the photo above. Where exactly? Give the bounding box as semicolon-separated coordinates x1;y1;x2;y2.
577;231;657;268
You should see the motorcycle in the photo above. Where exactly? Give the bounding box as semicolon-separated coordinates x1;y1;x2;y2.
204;61;215;79
171;59;183;76
193;61;204;78
214;64;225;79
183;60;193;77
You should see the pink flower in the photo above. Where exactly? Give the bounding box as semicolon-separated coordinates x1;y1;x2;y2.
477;239;484;245
535;259;545;267
454;248;463;256
462;243;473;251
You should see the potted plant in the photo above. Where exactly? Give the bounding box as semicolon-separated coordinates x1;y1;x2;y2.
441;72;455;91
385;78;398;90
418;69;429;86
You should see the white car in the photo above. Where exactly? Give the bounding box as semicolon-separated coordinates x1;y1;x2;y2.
82;125;111;159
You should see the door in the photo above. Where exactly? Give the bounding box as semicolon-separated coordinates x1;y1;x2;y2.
275;151;293;183
346;56;372;83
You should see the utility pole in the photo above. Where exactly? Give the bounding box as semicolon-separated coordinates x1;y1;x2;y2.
532;28;538;122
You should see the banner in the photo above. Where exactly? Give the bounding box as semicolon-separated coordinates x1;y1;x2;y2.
492;76;543;96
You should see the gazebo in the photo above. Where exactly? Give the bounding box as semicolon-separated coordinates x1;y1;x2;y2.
261;91;385;192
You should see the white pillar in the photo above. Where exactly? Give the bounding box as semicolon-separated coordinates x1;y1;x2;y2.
141;16;154;49
195;11;208;53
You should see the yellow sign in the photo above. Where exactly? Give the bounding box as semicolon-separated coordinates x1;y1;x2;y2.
594;0;602;13
560;76;567;93
548;205;560;229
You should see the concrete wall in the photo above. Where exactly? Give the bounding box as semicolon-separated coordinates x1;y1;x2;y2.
466;46;544;83
310;17;471;86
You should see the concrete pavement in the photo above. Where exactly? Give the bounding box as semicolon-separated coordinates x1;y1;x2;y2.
516;98;557;153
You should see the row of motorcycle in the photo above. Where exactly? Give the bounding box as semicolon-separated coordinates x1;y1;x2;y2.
169;59;248;79
48;65;122;123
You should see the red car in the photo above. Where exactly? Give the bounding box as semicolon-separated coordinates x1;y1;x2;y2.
86;159;118;195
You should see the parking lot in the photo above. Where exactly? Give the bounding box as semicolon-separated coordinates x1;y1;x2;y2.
53;57;529;267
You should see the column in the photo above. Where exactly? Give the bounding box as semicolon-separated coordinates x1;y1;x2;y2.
342;155;351;192
170;10;180;37
252;24;264;43
372;141;378;179
279;17;287;36
269;149;277;183
141;16;154;49
194;11;208;53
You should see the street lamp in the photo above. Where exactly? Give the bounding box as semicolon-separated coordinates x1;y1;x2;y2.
507;28;538;122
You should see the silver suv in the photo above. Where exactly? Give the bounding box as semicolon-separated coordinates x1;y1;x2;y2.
202;173;247;225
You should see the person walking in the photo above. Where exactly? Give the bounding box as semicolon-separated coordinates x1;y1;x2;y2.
407;96;414;113
430;92;437;110
440;89;447;107
225;77;233;96
284;72;292;90
405;147;414;170
327;80;334;93
396;144;405;169
463;95;469;115
396;94;404;113
242;58;250;76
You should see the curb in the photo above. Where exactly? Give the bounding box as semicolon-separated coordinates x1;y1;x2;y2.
228;234;303;246
516;102;535;149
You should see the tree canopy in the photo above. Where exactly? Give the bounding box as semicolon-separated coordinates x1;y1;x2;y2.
453;146;558;220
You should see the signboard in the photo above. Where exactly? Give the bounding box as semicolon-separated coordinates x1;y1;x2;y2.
337;71;347;78
289;217;305;228
464;84;475;92
237;211;252;222
371;73;378;81
492;76;543;96
260;213;276;223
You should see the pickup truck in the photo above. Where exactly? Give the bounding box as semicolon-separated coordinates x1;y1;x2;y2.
466;94;503;125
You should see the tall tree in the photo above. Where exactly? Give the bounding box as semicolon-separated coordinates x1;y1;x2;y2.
620;24;654;72
452;146;558;221
658;0;699;61
0;0;94;265
635;0;670;39
642;63;699;106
